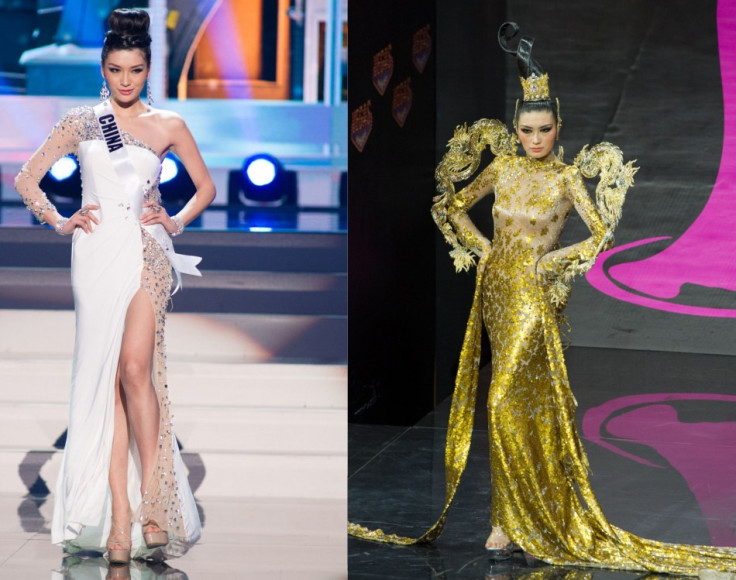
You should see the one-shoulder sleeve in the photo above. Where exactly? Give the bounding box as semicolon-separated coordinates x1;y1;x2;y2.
14;108;85;227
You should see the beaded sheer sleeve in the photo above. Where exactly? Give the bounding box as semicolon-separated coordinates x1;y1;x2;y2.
14;107;89;227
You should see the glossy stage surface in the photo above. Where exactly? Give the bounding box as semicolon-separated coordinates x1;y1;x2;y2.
0;312;347;578
349;346;736;578
3;495;345;579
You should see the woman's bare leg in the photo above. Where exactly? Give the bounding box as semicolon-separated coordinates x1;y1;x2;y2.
108;369;132;552
117;288;160;530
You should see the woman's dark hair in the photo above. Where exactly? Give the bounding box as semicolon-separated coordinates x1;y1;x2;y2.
101;8;151;65
498;22;543;79
498;22;560;128
516;100;559;126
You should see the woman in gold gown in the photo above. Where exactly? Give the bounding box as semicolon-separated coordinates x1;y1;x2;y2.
349;23;736;574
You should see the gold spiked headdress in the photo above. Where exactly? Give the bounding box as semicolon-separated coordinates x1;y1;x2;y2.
513;71;561;134
520;72;550;102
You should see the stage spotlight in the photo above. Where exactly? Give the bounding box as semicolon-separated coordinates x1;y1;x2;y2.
245;156;277;186
159;153;195;205
237;154;296;204
40;154;81;202
160;156;178;184
50;156;78;181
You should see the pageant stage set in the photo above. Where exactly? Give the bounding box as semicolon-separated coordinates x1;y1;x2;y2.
0;1;346;578
348;0;736;578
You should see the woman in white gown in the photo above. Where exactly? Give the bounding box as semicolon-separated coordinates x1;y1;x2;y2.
14;9;213;563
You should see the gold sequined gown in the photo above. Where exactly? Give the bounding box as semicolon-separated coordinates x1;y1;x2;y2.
15;107;201;558
350;152;736;574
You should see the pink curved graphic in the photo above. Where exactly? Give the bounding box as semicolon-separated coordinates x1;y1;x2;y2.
587;238;736;318
586;0;736;316
583;393;736;547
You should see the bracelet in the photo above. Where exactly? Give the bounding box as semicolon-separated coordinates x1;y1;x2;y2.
55;217;69;236
171;215;184;237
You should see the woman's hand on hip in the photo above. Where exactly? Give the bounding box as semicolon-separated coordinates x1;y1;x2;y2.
141;201;177;233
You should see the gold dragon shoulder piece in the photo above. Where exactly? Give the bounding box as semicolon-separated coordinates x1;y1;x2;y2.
432;119;518;272
573;142;638;231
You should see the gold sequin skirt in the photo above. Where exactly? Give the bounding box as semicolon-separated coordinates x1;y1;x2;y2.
350;253;736;574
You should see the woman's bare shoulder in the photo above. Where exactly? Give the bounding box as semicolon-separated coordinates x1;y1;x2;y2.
145;108;187;130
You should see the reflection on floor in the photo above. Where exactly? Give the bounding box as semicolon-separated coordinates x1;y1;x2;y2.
348;347;736;579
0;318;347;578
3;495;345;579
60;557;187;579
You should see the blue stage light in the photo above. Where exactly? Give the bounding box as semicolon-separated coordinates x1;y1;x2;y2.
159;153;196;205
244;156;278;187
229;155;297;210
160;156;179;184
49;156;78;181
40;155;82;204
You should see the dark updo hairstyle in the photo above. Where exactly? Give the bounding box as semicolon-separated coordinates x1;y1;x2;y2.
498;22;559;129
101;8;152;66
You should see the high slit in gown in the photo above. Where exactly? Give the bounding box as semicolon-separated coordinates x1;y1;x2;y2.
15;106;201;559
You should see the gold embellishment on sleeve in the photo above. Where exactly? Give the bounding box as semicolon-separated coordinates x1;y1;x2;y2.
432;119;518;271
573;142;638;230
543;143;639;308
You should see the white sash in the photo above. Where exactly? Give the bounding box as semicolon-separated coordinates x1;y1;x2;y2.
92;100;201;293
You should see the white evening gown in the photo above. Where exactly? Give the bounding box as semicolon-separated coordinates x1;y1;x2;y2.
16;107;201;560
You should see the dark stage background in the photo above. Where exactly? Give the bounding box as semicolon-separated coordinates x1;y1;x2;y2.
348;0;438;425
348;0;506;425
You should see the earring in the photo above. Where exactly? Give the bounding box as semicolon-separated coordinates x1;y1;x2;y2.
555;97;562;140
147;79;154;106
100;80;110;101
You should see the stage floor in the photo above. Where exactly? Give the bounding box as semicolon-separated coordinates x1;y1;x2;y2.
0;494;345;579
0;306;347;578
348;346;736;578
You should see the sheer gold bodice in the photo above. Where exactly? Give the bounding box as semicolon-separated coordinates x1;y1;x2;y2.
452;154;605;280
